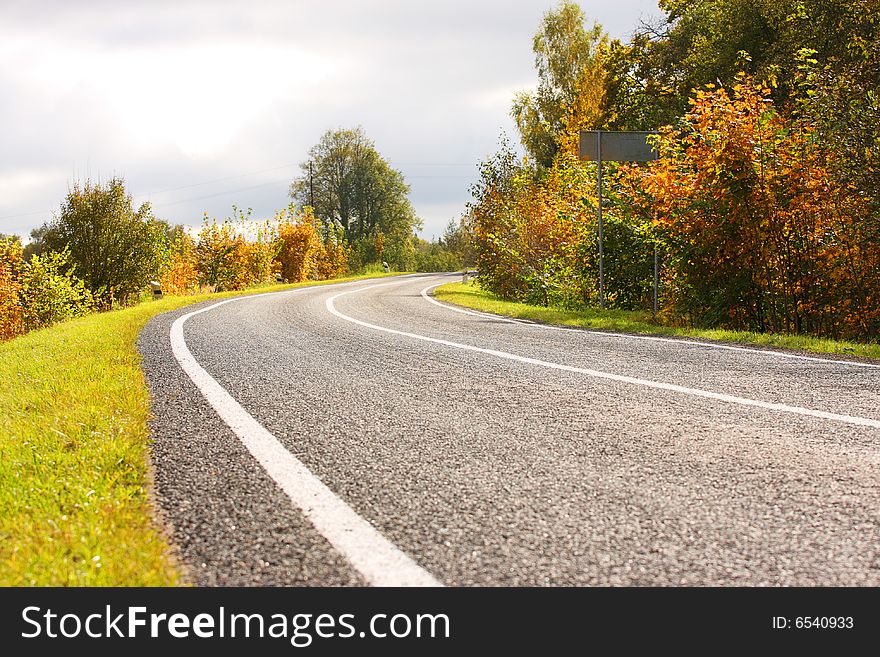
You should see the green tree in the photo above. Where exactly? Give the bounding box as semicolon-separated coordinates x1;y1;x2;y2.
605;0;876;128
796;5;879;213
511;0;607;167
23;225;49;261
36;177;167;304
290;127;420;255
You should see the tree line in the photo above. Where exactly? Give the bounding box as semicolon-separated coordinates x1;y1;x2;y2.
1;128;463;340
463;0;878;341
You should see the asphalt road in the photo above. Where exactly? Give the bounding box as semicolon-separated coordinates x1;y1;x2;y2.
138;274;880;586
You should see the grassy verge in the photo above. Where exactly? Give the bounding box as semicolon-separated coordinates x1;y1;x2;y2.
433;281;880;361
0;272;403;586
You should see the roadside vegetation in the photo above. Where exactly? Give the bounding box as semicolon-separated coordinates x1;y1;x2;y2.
434;281;880;361
456;0;879;346
0;272;401;585
0;114;455;586
290;127;462;274
2;128;465;344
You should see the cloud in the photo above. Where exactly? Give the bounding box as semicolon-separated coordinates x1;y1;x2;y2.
0;0;661;239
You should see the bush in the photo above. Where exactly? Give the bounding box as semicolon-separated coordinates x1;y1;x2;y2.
312;225;351;280
35;177;166;305
192;212;280;292
242;220;280;286
275;207;320;283
0;236;92;339
630;75;880;339
19;250;93;331
159;230;199;296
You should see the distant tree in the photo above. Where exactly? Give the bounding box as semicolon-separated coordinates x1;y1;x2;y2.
23;225;49;261
36;177;166;304
511;0;607;167
290;127;420;256
440;218;476;269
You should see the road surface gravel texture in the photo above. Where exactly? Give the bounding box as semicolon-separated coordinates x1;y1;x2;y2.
138;274;880;586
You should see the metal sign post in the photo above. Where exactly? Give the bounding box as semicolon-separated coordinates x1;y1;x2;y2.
653;243;659;315
580;130;658;311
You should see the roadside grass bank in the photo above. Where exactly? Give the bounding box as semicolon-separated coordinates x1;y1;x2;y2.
432;282;880;362
0;272;403;585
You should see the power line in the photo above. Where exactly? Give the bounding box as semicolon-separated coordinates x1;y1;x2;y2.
150;178;292;208
390;162;477;167
132;162;302;199
0;208;52;221
0;161;479;222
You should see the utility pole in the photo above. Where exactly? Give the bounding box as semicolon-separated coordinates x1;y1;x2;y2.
309;161;315;208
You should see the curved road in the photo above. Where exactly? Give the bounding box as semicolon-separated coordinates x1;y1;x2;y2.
139;274;880;586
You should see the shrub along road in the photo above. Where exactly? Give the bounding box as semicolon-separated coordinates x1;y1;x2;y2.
139;274;880;586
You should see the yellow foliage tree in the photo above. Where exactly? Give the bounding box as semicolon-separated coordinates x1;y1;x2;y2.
0;238;24;340
275;206;320;283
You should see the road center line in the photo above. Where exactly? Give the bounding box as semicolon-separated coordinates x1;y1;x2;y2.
169;280;442;587
419;281;880;369
327;281;880;430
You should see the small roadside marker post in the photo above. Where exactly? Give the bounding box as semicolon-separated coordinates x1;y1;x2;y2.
580;130;659;311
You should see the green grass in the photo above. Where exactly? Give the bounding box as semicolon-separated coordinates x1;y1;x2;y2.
0;272;403;586
433;282;880;361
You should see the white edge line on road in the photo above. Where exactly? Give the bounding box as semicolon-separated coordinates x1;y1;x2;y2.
169;278;442;587
327;281;880;430
420;281;880;370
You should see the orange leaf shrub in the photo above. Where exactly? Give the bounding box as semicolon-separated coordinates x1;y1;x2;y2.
629;74;880;339
159;232;199;296
275;206;320;283
313;235;350;281
0;238;24;340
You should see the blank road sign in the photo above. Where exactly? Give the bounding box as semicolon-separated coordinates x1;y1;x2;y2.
579;131;657;162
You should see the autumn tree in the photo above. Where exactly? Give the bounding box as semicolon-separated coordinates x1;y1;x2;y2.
511;0;608;167
275;206;321;283
159;227;199;295
630;75;879;338
0;237;24;339
33;177;167;304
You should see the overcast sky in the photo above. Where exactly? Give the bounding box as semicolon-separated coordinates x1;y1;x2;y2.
0;0;661;240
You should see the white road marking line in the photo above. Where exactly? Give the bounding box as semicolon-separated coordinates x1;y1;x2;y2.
328;282;880;430
420;282;880;369
169;281;442;587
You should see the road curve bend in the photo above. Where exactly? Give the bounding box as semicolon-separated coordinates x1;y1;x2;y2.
138;274;880;586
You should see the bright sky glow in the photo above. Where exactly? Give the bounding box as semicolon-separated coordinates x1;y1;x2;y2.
0;0;661;239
